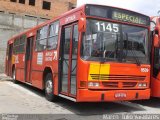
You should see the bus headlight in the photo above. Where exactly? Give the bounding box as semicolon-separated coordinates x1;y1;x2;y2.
138;83;147;87
88;82;100;87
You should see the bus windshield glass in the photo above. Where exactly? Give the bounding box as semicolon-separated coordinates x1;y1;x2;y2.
81;19;149;64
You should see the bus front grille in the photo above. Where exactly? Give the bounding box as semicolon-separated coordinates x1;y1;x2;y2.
102;82;118;88
102;82;137;88
123;82;137;88
90;74;146;81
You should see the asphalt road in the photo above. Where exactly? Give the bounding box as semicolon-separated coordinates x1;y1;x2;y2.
0;74;160;120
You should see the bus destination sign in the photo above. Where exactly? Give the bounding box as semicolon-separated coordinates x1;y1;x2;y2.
85;5;150;26
112;11;148;25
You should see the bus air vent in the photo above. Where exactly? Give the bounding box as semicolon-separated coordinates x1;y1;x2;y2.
102;82;118;88
90;74;145;81
123;82;137;88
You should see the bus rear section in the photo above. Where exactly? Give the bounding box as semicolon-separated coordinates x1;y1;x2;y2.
5;40;14;77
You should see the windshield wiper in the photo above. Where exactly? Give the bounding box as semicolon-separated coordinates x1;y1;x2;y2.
126;33;141;66
98;50;106;63
103;50;107;58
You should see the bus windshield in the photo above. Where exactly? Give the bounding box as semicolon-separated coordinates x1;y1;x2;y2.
81;19;149;64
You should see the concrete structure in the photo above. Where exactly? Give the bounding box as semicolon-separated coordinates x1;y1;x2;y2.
0;0;76;19
0;0;77;73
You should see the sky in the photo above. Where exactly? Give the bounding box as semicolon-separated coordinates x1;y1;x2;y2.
77;0;160;16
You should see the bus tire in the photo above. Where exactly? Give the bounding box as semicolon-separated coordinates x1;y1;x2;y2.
45;73;57;102
12;69;18;84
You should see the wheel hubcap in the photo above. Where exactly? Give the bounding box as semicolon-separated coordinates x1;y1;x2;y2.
46;80;53;94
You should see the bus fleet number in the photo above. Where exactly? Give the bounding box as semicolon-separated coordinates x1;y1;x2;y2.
95;22;119;33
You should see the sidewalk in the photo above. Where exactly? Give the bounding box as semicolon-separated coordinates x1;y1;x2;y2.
0;73;12;81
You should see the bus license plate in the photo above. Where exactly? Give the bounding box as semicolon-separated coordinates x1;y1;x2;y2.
115;93;127;98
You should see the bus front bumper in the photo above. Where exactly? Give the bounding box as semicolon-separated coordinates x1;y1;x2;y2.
76;89;150;102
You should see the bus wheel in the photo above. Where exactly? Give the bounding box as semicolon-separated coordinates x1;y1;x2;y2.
45;73;57;102
12;69;18;84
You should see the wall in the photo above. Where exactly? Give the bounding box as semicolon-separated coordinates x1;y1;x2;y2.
0;0;77;73
0;0;77;19
0;11;49;72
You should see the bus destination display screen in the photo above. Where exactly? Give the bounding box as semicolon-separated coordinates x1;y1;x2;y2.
85;5;150;26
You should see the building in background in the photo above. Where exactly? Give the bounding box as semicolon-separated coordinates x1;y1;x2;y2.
0;0;77;72
0;0;76;18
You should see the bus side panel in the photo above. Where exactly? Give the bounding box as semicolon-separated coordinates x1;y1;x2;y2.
31;71;43;89
30;50;44;89
44;50;59;95
151;77;160;97
16;68;21;81
15;54;25;82
20;68;25;81
16;68;25;82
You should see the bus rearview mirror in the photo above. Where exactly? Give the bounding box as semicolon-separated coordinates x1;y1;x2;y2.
150;21;156;31
78;17;86;32
154;34;159;47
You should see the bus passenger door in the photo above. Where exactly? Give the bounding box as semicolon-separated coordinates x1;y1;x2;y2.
25;36;34;83
59;24;78;97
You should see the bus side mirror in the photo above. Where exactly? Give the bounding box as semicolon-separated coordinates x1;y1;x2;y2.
150;21;156;31
78;17;86;32
154;34;159;47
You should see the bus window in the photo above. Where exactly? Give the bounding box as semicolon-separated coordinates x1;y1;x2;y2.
13;35;26;54
13;38;20;54
61;27;71;92
19;35;26;53
70;24;78;95
48;21;59;50
72;25;78;55
35;25;48;51
81;19;149;64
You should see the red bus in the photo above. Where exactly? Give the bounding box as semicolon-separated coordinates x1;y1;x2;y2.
5;4;151;102
150;16;160;97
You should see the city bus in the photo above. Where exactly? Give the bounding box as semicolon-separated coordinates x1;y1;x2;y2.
5;4;151;102
150;16;160;98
